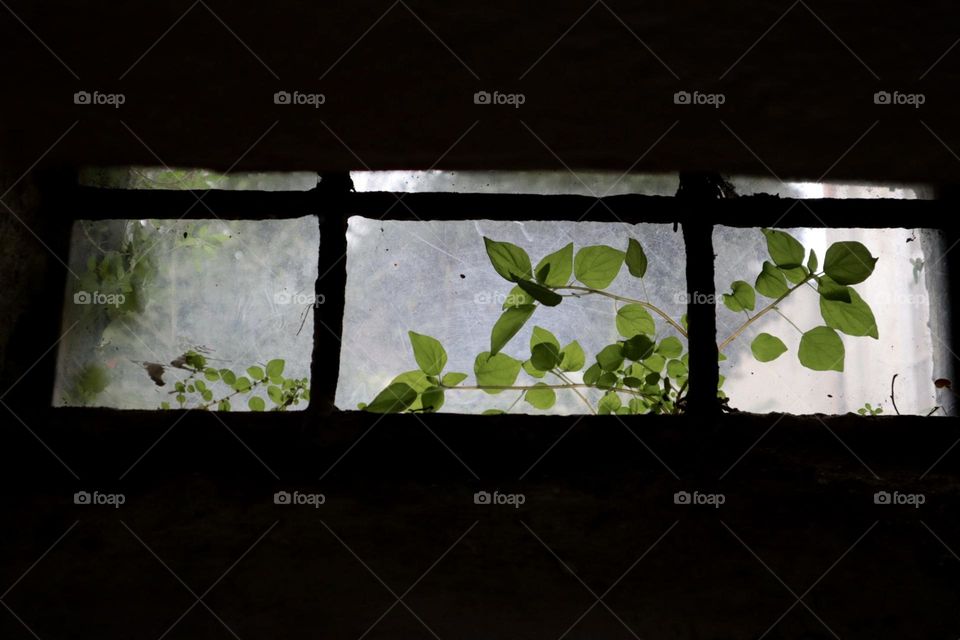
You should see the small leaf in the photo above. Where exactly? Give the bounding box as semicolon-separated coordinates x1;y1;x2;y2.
616;304;656;338
531;342;561;371
441;372;468;386
722;281;756;312
409;331;448;375
534;243;573;287
421;387;445;412
266;359;285;380
490;304;536;355
219;369;236;386
474;352;523;393
598;392;622;415
248;396;266;412
656;336;684;359
780;265;808;285
807;249;818;273
523;359;546;378
596;344;625;371
818;275;852;303
755;261;789;298
623;334;655;361
798;326;845;372
530;326;560;351
761;229;805;268
366;382;418;412
517;279;562;306
268;385;284;404
666;359;687;378
502;285;534;309
823;241;878;285
233;376;252;392
204;368;220;381
484;237;533;282
218;399;231;411
559;341;585;372
247;366;265;381
525;383;556;410
751;333;788;362
583;363;602;385
482;409;505;415
574;245;625;289
625;238;648;278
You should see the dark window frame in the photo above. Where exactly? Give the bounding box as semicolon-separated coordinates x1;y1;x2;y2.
29;177;960;421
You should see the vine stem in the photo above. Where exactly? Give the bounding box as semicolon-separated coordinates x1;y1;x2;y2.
551;369;597;415
443;382;658;399
554;285;688;337
718;273;816;352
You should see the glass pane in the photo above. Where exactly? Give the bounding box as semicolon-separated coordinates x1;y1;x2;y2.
336;217;687;415
714;227;951;415
79;167;317;191
54;217;318;411
728;176;930;199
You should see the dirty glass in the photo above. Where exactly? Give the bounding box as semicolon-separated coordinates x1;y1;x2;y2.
53;217;318;411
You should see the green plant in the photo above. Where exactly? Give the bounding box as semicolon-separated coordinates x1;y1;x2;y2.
155;350;309;411
363;228;879;415
857;402;883;416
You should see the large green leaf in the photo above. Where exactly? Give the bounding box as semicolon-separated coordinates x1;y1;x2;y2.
755;261;789;298
366;382;418;413
525;383;556;410
798;326;845;372
750;333;788;362
818;275;852;303
625;238;648;278
474;351;522;393
623;334;655;361
616;304;656;338
530;326;560;350
490;304;536;355
820;285;878;338
596;344;625;371
823;241;878;285
761;229;805;268
531;342;561;371
722;280;756;312
408;331;447;376
559;340;585;371
574;245;625;289
534;243;573;287
483;237;533;282
517;279;562;306
656;336;684;358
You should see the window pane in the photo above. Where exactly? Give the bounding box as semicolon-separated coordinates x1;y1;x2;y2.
54;217;318;411
336;217;687;415
714;227;951;415
79;167;317;191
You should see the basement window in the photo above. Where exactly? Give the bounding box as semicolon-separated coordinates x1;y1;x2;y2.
714;227;951;415
53;217;318;411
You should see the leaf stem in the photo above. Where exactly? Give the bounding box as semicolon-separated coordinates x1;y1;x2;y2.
551;370;597;415
718;273;816;352
554;285;688;337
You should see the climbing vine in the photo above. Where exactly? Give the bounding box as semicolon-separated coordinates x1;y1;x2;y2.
362;228;880;414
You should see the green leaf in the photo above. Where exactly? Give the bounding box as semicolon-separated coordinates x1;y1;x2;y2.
421;387;445;412
751;333;788;362
761;229;805;268
266;359;285;380
219;369;236;386
755;261;789;298
247;366;265;381
248;396;265;411
559;341;585;372
722;281;756;312
598;392;622;415
392;370;432;394
818;275;852;303
530;326;560;351
820;285;878;339
233;376;252;392
218;399;231;411
525;383;556;410
490;304;536;355
780;265;808;285
531;342;561;371
408;331;448;375
483;237;533;282
616;304;656;338
623;334;655;361
502;285;534;309
807;249;818;273
534;243;573;287
583;363;602;385
474;352;522;393
574;245;625;289
268;385;284;404
656;336;684;359
644;353;666;372
517;279;562;306
823;241;878;285
597;372;618;389
482;409;505;415
366;382;418;412
625;238;648;278
441;372;468;386
204;368;220;381
596;344;625;371
798;326;845;372
666;359;688;378
523;359;546;378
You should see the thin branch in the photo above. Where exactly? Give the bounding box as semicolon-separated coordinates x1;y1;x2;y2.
890;373;901;415
718;273;816;352
551;369;597;415
554;285;688;337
